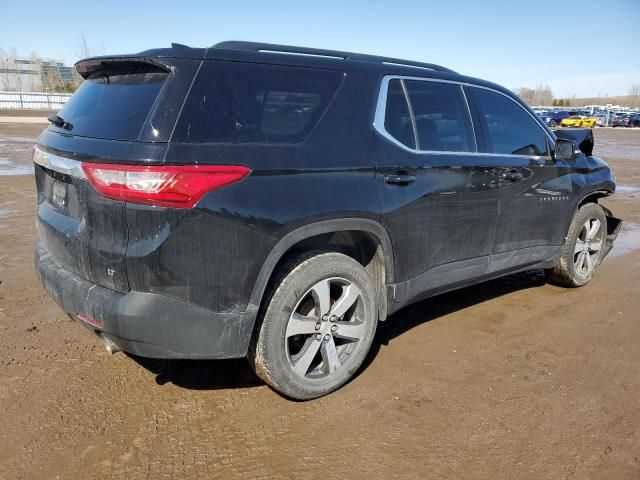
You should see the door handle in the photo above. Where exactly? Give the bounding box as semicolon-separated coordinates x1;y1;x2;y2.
384;173;416;185
502;171;523;182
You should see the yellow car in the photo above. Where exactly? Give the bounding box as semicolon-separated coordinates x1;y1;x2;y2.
560;115;596;128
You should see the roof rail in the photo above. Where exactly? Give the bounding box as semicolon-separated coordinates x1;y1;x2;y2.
212;41;456;74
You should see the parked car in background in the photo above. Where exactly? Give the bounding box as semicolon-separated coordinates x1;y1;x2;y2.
627;113;640;127
561;115;597;128
539;110;570;127
612;113;631;127
33;41;621;400
592;114;607;127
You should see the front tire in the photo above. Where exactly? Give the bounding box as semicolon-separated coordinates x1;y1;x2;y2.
549;203;607;287
250;251;378;400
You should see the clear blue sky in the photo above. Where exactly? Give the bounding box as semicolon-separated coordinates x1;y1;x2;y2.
1;0;638;97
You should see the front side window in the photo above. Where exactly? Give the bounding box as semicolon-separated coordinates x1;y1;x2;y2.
381;78;475;152
173;61;342;144
472;88;549;157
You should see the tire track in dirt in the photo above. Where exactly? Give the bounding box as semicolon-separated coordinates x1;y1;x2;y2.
1;127;640;479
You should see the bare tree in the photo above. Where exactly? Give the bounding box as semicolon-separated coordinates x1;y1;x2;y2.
76;33;104;59
10;47;23;91
534;84;554;106
0;47;24;91
514;87;535;104
77;33;93;59
514;84;554;106
630;84;640;107
0;48;10;90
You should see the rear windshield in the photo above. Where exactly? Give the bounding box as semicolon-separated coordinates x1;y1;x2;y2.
173;61;343;144
51;69;167;141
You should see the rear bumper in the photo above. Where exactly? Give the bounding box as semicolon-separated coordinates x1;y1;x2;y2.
35;243;257;359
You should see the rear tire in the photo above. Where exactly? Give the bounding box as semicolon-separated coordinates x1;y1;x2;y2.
548;203;607;287
249;251;378;400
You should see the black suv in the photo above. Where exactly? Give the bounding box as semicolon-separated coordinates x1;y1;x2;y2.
34;41;621;399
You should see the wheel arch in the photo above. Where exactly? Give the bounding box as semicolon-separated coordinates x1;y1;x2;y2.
577;189;611;209
563;188;616;242
248;218;395;321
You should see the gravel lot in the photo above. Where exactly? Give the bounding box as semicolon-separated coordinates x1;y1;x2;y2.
1;123;639;479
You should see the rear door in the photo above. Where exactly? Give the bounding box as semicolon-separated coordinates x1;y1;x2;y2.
34;59;196;292
373;77;501;303
466;86;573;272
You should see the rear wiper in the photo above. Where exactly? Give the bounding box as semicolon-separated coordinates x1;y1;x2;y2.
47;114;73;131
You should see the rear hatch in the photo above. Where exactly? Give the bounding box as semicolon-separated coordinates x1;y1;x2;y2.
35;55;200;292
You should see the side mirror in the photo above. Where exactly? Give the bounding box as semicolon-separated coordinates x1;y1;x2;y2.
554;139;577;161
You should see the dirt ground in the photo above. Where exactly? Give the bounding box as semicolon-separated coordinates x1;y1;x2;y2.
1;123;639;480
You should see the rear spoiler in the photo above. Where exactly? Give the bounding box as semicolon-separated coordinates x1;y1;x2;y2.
75;56;172;79
75;44;207;79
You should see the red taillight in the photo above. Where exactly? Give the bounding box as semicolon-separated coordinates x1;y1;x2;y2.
81;163;250;208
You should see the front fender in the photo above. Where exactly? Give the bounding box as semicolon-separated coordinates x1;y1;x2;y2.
555;151;616;242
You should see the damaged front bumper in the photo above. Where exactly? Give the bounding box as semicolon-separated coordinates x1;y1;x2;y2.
601;206;622;259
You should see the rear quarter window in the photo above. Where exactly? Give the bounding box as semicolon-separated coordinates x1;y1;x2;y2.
383;79;414;148
173;61;343;144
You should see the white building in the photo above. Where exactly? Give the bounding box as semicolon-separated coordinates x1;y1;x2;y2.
0;56;79;92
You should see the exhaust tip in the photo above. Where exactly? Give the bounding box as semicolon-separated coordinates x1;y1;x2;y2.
99;334;122;355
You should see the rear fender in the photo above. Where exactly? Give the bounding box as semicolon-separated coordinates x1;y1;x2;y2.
247;218;395;319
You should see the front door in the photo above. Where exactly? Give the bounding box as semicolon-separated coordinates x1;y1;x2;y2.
465;86;573;274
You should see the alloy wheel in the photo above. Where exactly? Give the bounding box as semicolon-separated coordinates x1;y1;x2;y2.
285;277;366;380
573;217;603;276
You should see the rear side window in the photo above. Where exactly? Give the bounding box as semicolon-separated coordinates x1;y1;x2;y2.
404;81;475;152
381;79;475;152
472;88;548;157
173;61;342;144
52;69;167;141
